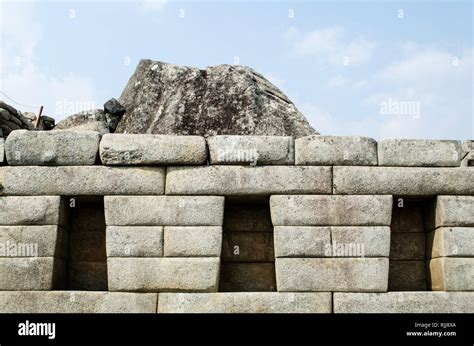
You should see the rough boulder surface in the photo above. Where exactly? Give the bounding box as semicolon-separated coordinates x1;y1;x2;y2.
116;59;317;137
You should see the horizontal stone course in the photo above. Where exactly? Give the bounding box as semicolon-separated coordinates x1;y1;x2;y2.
429;257;474;291
164;226;222;257
104;196;224;226
334;292;474;313
275;258;388;292
0;225;68;258
435;196;474;227
0;196;65;225
0;166;165;195
106;226;163;257
270;195;392;226
377;139;462;167
158;293;332;313
5;130;100;165
428;227;474;257
166;166;332;195
333;167;474;195
0;291;158;313
330;227;390;257
0;257;65;290
108;257;220;292
295;135;377;166
207;135;294;165
100;134;207;165
274;226;330;258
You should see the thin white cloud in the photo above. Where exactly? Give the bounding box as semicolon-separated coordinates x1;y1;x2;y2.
286;26;375;66
139;0;168;12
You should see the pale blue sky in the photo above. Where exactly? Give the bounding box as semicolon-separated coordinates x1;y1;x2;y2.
1;0;472;139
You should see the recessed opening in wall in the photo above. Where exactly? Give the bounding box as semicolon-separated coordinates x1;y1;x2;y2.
219;197;276;292
389;197;435;291
61;196;108;291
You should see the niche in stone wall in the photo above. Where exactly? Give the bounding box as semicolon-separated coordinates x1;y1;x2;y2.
219;197;276;292
389;197;435;291
62;196;108;291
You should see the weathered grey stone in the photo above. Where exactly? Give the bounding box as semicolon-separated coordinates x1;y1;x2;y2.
435;196;474;227
166;166;332;195
117;59;316;137
274;227;330;257
207;136;294;165
54;109;109;134
295;135;377;166
331;227;391;257
164;226;221;257
108;257;220;292
0;225;68;258
100;134;207;165
0;291;157;313
334;292;474;313
219;263;276;292
158;293;332;313
388;261;427;291
69;232;106;261
104;98;126;116
275;258;388;292
67;262;108;291
221;232;274;262
461;150;474;167
429;257;474;291
270;195;392;226
104;196;224;226
0;138;4;163
390;233;425;260
0;196;64;225
428;227;474;258
0;257;65;290
5;130;100;165
378;139;463;167
333;167;474;195
223;203;273;232
0;166;165;195
106;226;163;257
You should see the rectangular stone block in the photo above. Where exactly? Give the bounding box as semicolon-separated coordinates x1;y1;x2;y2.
0;166;165;195
274;227;330;257
207;136;294;165
104;196;224;226
435;196;474;227
0;196;64;225
429;257;474;291
0;257;65;290
158;292;332;313
270;195;392;226
164;226;222;257
0;225;68;258
221;232;274;262
390;233;425;260
100;134;207;165
108;257;220;292
5;130;100;165
166;166;332;195
295;135;377;166
388;261;427;291
223;203;273;232
219;263;276;292
331;227;391;257
106;226;163;257
334;292;474;313
378;139;463;167
0;138;4;163
428;227;474;258
333;167;474;195
0;291;158;313
67;262;108;291
275;258;388;292
69;232;106;262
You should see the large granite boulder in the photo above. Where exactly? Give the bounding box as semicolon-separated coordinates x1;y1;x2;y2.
54;109;109;134
116;60;317;137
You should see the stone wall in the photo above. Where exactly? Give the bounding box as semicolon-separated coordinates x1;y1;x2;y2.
0;131;473;313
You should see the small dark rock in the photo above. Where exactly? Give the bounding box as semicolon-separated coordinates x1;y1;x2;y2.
104;98;126;117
